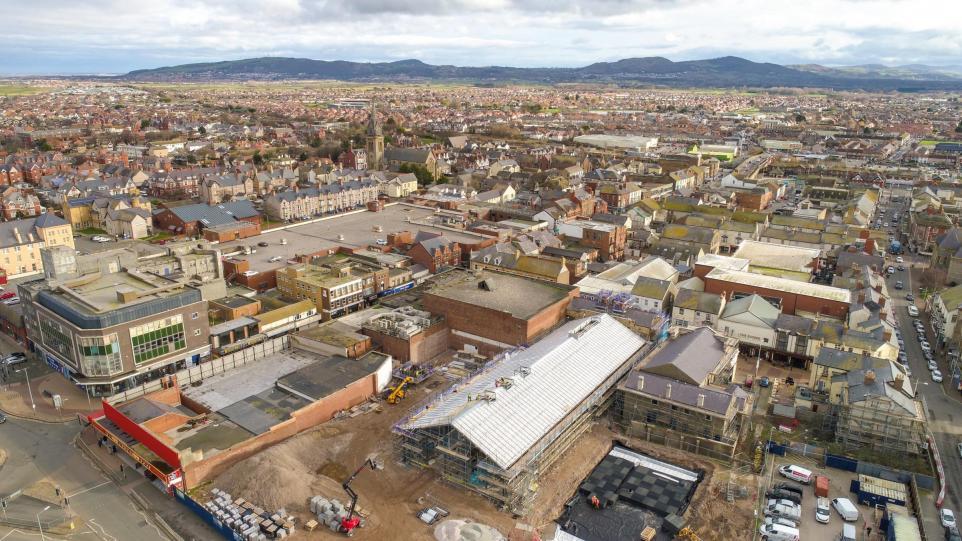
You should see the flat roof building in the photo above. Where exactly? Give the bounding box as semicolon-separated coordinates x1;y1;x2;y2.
20;242;224;396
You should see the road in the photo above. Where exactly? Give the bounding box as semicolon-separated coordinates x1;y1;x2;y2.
879;197;962;535
0;417;168;541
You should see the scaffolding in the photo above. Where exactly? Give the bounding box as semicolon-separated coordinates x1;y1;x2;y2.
391;334;647;515
834;396;927;456
608;382;748;465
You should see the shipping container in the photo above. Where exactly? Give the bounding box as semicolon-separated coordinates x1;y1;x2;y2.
850;474;906;507
815;475;830;497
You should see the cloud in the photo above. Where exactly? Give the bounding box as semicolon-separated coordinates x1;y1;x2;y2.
0;0;960;74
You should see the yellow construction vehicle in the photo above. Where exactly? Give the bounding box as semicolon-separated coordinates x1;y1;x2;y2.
387;377;414;404
675;527;702;541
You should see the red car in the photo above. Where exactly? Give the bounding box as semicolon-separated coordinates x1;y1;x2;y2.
0;292;15;300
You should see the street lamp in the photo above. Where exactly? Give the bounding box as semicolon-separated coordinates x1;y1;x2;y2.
15;367;35;410
37;504;50;541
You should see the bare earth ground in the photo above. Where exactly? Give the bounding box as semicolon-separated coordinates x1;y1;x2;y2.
204;399;517;541
204;392;756;541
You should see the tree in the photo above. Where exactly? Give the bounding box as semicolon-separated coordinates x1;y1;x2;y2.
186;153;198;164
36;138;52;152
198;126;207;135
399;163;434;185
252;151;264;165
794;113;807;123
955;121;962;134
140;119;151;129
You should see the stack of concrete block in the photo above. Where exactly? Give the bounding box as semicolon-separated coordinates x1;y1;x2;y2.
311;495;351;533
204;488;292;540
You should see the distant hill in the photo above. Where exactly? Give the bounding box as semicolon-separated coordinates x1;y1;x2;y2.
790;63;962;82
122;56;962;91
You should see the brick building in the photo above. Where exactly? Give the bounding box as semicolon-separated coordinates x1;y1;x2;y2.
422;270;578;353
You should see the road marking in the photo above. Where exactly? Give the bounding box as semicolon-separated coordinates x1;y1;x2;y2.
87;518;117;541
67;480;111;499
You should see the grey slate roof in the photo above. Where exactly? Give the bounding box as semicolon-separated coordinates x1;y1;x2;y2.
621;371;743;416
641;327;727;386
166;200;258;226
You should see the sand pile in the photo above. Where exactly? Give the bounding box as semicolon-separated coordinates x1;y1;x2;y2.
434;520;506;541
215;427;354;511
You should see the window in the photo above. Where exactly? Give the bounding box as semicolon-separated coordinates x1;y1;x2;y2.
191;312;199;320
193;329;201;336
678;308;685;315
130;315;187;364
79;335;123;376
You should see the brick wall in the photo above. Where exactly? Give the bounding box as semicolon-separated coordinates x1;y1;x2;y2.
183;373;377;488
704;277;848;319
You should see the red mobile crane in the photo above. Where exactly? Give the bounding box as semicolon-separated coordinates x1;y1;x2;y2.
339;455;383;536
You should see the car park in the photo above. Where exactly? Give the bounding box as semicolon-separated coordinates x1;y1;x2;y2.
816;497;831;524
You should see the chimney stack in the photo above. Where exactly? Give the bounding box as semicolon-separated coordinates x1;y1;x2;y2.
864;370;876;385
665;383;672;400
894;373;905;391
697;394;705;408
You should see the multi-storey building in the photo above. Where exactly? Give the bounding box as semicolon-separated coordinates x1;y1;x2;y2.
0;214;74;278
20;242;224;396
276;256;388;320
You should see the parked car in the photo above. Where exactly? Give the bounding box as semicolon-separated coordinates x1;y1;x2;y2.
376;239;388;246
933;370;944;383
765;489;802;506
268;256;283;263
241;270;259;277
906;294;915;301
0;291;15;300
942;509;957;529
896;256;904;263
757;522;800;541
759;376;771;388
895;281;904;290
771;483;803;497
909;306;919;317
957;442;962;459
0;412;6;424
257;241;269;247
816;497;831;524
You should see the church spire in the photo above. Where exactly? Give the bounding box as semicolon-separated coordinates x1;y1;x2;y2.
367;101;382;137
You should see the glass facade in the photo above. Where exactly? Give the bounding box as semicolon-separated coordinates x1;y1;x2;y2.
39;318;74;359
130;315;187;364
79;334;123;376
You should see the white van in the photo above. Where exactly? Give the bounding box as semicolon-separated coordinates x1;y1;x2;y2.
832;497;859;521
778;464;813;485
758;522;800;541
838;523;857;541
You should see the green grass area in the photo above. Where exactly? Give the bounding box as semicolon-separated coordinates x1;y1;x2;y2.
77;227;107;235
0;84;51;96
143;231;173;242
261;216;285;230
920;139;962;147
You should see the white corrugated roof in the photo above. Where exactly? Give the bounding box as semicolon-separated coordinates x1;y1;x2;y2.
706;267;852;303
404;314;646;470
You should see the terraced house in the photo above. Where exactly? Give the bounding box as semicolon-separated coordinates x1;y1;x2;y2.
263;180;379;221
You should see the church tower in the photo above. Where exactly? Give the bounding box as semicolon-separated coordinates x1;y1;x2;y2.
365;101;384;170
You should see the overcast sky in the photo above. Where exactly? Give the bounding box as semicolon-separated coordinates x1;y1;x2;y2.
3;0;961;74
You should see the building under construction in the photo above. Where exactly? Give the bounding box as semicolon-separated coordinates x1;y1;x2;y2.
393;315;648;514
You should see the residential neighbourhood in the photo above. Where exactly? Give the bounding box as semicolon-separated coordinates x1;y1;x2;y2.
3;25;962;541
